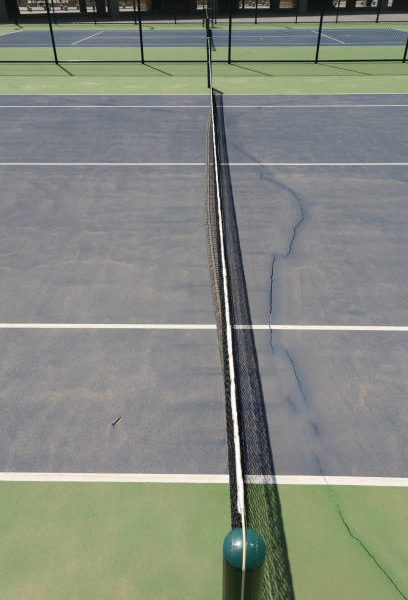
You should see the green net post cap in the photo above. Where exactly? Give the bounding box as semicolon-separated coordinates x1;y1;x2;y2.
223;529;266;600
223;528;266;570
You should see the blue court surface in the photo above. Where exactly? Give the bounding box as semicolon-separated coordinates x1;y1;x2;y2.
0;27;407;47
0;93;408;481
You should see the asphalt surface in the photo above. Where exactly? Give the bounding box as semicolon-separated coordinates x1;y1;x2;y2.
0;27;407;47
1;94;408;478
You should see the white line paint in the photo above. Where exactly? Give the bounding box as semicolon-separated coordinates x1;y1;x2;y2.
0;29;23;38
0;323;407;331
311;29;346;44
0;162;407;167
71;30;104;45
246;475;408;487
0;162;205;166
1;472;408;487
0;104;406;108
0;323;216;329
0;105;209;108
241;325;408;331
228;162;408;167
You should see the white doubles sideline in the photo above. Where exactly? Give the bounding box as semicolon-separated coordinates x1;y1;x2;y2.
1;472;408;487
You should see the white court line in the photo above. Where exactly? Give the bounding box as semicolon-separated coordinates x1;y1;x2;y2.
0;162;407;167
0;104;407;108
0;323;216;329
71;30;104;45
1;472;408;486
0;29;23;38
0;162;205;166
0;105;210;109
241;325;408;331
311;29;346;44
228;162;408;167
0;324;407;331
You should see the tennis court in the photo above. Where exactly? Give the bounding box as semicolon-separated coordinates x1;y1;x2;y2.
1;88;408;599
1;26;407;46
1;20;408;61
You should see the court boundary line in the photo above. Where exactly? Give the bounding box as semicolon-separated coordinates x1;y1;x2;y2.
0;93;407;96
1;472;408;486
0;323;407;331
71;30;104;46
0;162;407;167
0;104;407;108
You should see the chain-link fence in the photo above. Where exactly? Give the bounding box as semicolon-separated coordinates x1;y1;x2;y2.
0;0;407;62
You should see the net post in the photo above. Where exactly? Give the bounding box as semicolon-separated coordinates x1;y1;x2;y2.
335;0;340;24
44;0;58;65
228;0;232;64
137;0;144;64
403;36;408;63
255;0;258;25
295;0;299;24
223;529;266;600
315;0;325;64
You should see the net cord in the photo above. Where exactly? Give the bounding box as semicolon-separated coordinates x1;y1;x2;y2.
207;38;247;600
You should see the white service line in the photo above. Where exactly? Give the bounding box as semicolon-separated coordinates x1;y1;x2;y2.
0;104;407;108
0;162;205;166
1;472;408;486
0;323;216;329
239;324;408;331
0;105;210;108
0;162;407;167
228;162;408;166
0;29;23;38
311;29;346;44
0;323;407;331
71;30;104;45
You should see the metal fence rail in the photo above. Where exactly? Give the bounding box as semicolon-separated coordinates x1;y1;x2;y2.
1;0;407;63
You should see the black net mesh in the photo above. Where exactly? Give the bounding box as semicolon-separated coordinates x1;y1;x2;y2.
206;33;295;595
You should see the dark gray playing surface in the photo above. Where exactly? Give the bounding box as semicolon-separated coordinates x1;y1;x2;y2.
1;94;408;477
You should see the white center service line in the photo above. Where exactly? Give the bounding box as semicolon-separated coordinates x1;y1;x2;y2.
0;472;407;486
71;30;104;45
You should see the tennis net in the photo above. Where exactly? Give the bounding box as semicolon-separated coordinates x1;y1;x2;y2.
206;33;248;594
205;35;296;600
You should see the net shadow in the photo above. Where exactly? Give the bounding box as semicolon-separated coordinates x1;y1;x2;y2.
206;91;296;600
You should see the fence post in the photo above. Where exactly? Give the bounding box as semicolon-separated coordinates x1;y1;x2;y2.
375;0;383;23
50;0;57;25
403;36;408;63
92;0;97;25
132;0;137;25
335;0;340;23
137;0;144;63
295;0;299;23
228;0;232;63
45;0;58;64
255;0;258;24
315;0;325;64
